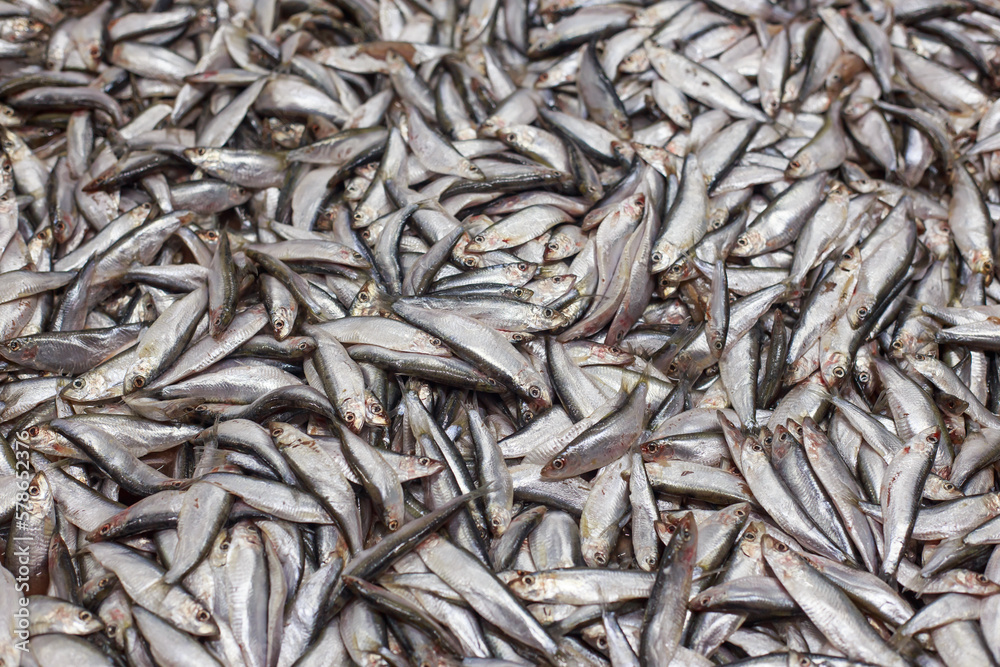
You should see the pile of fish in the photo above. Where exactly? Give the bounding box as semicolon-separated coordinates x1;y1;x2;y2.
5;0;1000;664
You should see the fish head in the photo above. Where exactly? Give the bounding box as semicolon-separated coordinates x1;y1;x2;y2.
544;234;574;261
267;305;294;341
730;229;766;258
487;504;512;538
847;292;876;329
122;358;154;394
640;439;672;462
508;571;556;602
364;392;389;427
819;348;850;389
0;335;38;364
769;424;795;460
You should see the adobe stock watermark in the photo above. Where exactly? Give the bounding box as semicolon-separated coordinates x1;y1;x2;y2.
9;437;32;654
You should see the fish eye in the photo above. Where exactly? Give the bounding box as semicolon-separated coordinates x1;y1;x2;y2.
474;235;486;244
345;412;357;422
713;340;723;350
429;337;442;346
832;366;845;378
297;341;309;350
593;552;607;565
596;636;608;649
856;306;868;318
491;516;502;527
528;386;541;398
916;354;926;361
651;252;662;262
858;371;871;384
219;541;229;551
927;433;939;445
79;611;92;621
196;148;207;156
99;524;111;535
735;508;746;517
892;340;903;350
273;319;284;330
105;624;117;637
357;292;369;302
7;340;19;351
543;308;554;318
745;531;756;541
737;237;748;246
978;574;989;584
463;257;477;267
28;484;39;496
72;378;85;389
271;427;284;437
521;575;534;585
943;482;955;491
751;443;763;452
775;542;789;552
371;404;383;415
547;242;559;250
28;426;39;437
132;375;146;388
517;263;528;271
387;519;399;530
550;457;565;469
196;610;211;622
418;456;431;466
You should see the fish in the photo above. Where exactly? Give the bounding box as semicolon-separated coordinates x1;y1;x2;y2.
2;0;1000;665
